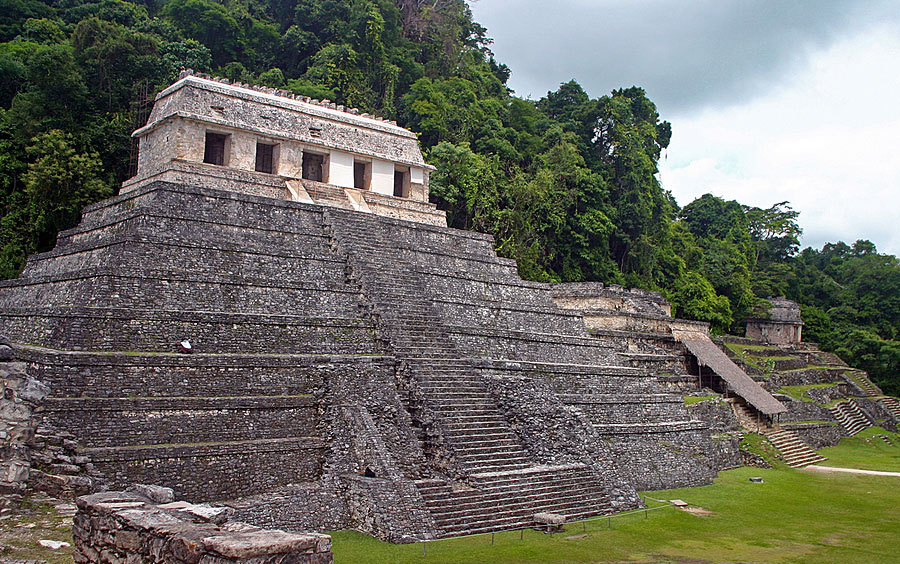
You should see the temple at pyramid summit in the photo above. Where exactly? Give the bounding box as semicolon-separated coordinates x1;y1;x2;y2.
122;71;444;225
1;72;896;542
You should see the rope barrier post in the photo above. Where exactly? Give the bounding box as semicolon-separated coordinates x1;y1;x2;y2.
520;528;524;541
608;516;611;529
423;541;426;557
583;520;586;532
491;533;494;546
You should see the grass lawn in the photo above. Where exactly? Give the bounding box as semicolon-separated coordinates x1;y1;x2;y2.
818;427;900;472
330;431;900;564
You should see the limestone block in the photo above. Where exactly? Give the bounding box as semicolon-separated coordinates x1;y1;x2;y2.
18;377;49;405
130;483;175;504
202;530;329;558
4;459;29;482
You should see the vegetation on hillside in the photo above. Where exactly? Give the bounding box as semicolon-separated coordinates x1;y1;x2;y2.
0;0;897;393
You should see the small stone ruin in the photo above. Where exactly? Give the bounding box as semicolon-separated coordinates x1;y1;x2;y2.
745;296;804;344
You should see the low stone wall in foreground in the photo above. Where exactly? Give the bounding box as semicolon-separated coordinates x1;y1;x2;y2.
74;484;332;563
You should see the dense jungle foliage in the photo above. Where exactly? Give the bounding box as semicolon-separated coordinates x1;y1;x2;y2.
0;0;897;393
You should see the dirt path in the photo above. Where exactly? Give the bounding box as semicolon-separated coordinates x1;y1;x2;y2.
803;465;900;477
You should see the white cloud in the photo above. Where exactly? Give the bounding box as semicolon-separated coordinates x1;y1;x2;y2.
658;22;900;255
471;0;895;113
470;1;900;255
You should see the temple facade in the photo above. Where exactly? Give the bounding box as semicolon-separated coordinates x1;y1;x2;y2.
746;296;804;345
123;71;444;225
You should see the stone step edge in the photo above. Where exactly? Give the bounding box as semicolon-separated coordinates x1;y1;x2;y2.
13;344;394;364
84;437;324;461
42;395;315;410
1;306;373;328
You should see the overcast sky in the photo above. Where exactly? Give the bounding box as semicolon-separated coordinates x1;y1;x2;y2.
469;0;900;256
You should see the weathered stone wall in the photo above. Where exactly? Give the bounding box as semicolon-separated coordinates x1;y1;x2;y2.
779;398;836;424
604;429;734;491
551;283;672;316
74;485;333;564
17;349;373;399
746;297;803;344
340;474;436;542
228;483;348;533
0;182;381;356
854;398;898;431
0;336;48;505
0;339;95;504
784;423;844;448
0;309;377;355
359;189;445;226
89;438;325;502
768;369;851;390
45;396;318;447
686;399;741;434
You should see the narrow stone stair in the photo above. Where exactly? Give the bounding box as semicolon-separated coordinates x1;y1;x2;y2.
877;396;900;420
764;428;827;467
410;358;532;474
829;400;871;435
843;370;882;397
731;399;768;432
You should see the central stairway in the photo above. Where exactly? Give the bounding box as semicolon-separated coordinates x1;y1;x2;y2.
409;358;530;474
323;207;618;536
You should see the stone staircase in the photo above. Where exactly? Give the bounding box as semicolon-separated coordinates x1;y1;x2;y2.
414;464;610;537
409;359;531;474
299;180;356;209
843;370;882;397
731;399;827;467
829;400;871;435
323;208;618;534
763;428;827;468
731;399;766;432
878;396;900;420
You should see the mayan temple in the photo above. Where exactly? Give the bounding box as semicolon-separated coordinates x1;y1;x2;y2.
2;72;894;543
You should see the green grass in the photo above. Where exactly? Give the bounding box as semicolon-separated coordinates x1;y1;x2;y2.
330;436;900;564
683;394;718;405
778;383;839;402
818;427;900;472
740;432;789;468
0;497;74;564
723;342;774;353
